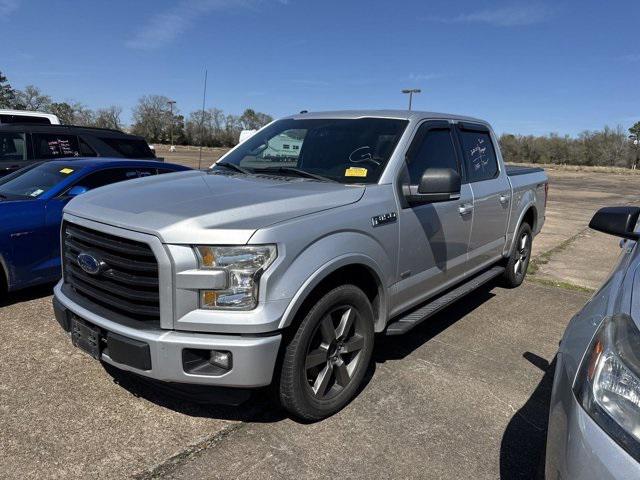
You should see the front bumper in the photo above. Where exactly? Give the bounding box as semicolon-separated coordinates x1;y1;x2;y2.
53;282;281;388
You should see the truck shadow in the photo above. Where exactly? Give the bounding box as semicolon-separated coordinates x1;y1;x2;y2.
372;281;497;363
499;353;555;480
103;362;286;423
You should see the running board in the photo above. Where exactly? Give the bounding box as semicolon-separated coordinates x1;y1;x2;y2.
384;265;505;336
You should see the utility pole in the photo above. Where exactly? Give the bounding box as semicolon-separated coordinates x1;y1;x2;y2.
198;70;208;170
167;100;177;149
401;88;421;111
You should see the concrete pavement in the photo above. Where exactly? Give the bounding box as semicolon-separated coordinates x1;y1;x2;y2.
158;283;587;480
0;166;635;479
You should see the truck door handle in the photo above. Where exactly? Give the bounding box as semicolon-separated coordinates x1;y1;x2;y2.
499;194;510;204
458;204;473;216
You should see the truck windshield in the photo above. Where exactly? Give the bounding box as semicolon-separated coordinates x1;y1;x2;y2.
216;118;408;184
0;162;78;199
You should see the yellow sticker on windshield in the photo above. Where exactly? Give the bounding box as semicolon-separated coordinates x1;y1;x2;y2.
60;168;74;174
345;167;368;177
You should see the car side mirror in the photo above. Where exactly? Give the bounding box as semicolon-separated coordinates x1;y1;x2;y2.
67;185;88;198
403;167;461;204
589;206;640;240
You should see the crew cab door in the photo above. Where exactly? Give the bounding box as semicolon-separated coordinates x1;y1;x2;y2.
456;123;511;268
393;121;473;313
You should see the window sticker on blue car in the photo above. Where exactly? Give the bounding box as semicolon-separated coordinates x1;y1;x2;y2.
60;168;74;174
30;188;44;197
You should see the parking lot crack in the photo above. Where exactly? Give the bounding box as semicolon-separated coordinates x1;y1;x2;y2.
132;422;246;479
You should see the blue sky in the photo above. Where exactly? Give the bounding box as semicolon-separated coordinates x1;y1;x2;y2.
1;0;638;135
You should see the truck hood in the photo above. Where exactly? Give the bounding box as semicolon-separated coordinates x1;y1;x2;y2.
64;170;365;244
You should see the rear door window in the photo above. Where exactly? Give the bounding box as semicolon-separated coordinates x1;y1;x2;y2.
459;130;499;183
0;132;27;162
32;133;81;159
78;138;97;157
99;137;154;159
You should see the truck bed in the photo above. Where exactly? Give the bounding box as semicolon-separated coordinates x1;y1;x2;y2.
506;165;544;176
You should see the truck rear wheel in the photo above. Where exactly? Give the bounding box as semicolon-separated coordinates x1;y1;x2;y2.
278;284;374;421
503;222;532;288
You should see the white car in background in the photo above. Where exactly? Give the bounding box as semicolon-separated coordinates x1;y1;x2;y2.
239;129;257;143
0;109;60;125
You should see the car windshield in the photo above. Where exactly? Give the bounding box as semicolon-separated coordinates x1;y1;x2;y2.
215;117;408;184
0;162;78;199
0;132;27;162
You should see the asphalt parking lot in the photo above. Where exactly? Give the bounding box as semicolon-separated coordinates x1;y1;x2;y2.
1;162;639;479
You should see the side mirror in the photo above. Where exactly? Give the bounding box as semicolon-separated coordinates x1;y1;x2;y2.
403;167;461;204
67;185;88;198
589;206;640;240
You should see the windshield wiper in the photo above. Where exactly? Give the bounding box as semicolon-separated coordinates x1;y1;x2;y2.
214;161;252;175
253;166;337;183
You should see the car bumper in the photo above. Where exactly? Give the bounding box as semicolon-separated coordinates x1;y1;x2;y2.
546;354;640;480
53;283;282;388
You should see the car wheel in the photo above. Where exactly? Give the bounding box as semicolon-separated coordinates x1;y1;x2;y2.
503;222;533;288
278;284;374;421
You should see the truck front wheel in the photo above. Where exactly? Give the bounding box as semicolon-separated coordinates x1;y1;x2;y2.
278;284;374;421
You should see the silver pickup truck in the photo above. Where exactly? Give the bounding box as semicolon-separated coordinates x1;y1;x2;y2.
53;110;547;420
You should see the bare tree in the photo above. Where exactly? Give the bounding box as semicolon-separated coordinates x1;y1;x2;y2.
14;85;51;110
499;125;635;168
239;108;273;130
94;105;123;129
131;95;173;143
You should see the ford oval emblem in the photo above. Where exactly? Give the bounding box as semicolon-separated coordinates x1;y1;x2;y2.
77;252;102;275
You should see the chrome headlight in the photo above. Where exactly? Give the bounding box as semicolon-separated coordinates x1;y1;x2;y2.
195;245;276;310
574;314;640;460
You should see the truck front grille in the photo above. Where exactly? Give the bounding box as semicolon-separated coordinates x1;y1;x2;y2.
62;222;160;323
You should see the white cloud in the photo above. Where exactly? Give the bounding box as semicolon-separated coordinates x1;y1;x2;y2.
126;0;283;50
0;0;20;18
431;4;554;27
407;73;442;82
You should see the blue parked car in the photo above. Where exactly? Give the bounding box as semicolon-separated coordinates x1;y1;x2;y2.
0;158;189;294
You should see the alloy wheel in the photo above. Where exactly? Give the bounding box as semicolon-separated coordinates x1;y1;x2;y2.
513;231;531;279
304;305;365;400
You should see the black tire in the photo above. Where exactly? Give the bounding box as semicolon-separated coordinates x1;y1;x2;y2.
278;284;374;421
503;222;533;288
0;267;7;301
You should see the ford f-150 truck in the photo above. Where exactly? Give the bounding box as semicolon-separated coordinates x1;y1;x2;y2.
53;110;548;420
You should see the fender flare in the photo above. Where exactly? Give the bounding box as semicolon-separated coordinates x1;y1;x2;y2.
278;253;388;332
506;202;538;257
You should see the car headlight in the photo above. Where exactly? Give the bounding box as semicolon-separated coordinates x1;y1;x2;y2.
194;245;276;310
574;314;640;460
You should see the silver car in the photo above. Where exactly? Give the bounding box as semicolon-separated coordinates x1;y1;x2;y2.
546;206;640;479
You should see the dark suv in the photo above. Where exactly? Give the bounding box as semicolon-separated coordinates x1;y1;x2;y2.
0;124;159;176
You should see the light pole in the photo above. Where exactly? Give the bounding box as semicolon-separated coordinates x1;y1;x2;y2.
630;134;639;170
167;100;176;149
401;88;421;111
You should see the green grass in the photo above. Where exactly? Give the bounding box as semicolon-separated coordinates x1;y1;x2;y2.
526;277;594;294
527;229;586;276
